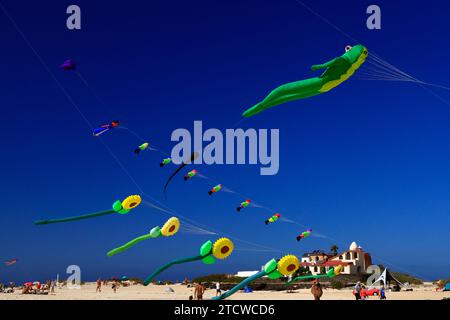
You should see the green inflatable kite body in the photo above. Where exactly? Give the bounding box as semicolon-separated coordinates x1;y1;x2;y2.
242;45;368;117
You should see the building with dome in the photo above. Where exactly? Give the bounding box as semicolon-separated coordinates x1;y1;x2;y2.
301;242;372;276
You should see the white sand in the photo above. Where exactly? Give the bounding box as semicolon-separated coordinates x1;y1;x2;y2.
1;282;449;300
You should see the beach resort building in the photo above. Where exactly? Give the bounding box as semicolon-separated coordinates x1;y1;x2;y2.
301;242;372;275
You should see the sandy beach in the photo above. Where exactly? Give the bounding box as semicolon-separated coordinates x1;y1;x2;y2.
1;282;449;300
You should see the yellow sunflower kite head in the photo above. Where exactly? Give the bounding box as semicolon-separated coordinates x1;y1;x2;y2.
121;195;142;210
161;217;180;237
334;265;343;276
277;254;300;276
212;238;234;259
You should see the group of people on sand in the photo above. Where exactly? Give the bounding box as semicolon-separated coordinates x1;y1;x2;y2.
22;280;56;295
96;278;121;293
1;280;58;295
0;282;16;294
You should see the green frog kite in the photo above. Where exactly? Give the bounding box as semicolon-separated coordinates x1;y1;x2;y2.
242;45;368;117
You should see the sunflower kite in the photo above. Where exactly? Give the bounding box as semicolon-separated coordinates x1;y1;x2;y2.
107;217;180;257
213;254;300;300
143;237;234;285
34;195;141;225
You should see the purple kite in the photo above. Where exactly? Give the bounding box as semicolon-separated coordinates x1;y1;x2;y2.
60;59;76;71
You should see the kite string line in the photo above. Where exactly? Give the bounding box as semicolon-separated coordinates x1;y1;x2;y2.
359;62;414;81
0;3;286;257
369;55;450;90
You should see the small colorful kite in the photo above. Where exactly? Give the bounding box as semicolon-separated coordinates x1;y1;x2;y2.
34;195;141;225
184;169;197;181
92;121;120;137
208;184;222;196
134;142;149;155
160;158;172;167
107;217;180;257
265;213;281;225
296;229;312;241
4;259;18;266
213;255;300;300
143;238;234;285
236;199;251;212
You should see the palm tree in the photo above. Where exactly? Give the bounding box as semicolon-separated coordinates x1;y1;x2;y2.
330;245;339;255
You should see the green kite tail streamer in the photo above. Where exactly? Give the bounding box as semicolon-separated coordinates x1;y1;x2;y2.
143;255;204;286
34;209;116;225
212;270;267;300
286;274;329;284
286;266;342;284
242;45;368;117
107;234;153;257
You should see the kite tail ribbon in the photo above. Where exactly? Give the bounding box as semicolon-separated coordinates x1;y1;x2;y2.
107;234;153;257
212;270;267;300
286;266;343;284
143;255;204;286
34;209;116;225
286;274;329;284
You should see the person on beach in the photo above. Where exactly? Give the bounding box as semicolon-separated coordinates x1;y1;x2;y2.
215;282;221;296
311;279;323;300
50;280;56;293
96;279;102;293
354;281;362;300
112;280;119;293
380;285;386;300
194;283;205;300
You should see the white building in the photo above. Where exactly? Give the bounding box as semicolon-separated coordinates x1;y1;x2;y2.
235;271;259;277
301;242;372;275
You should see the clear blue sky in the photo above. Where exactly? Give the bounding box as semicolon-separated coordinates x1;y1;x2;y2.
1;0;450;283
